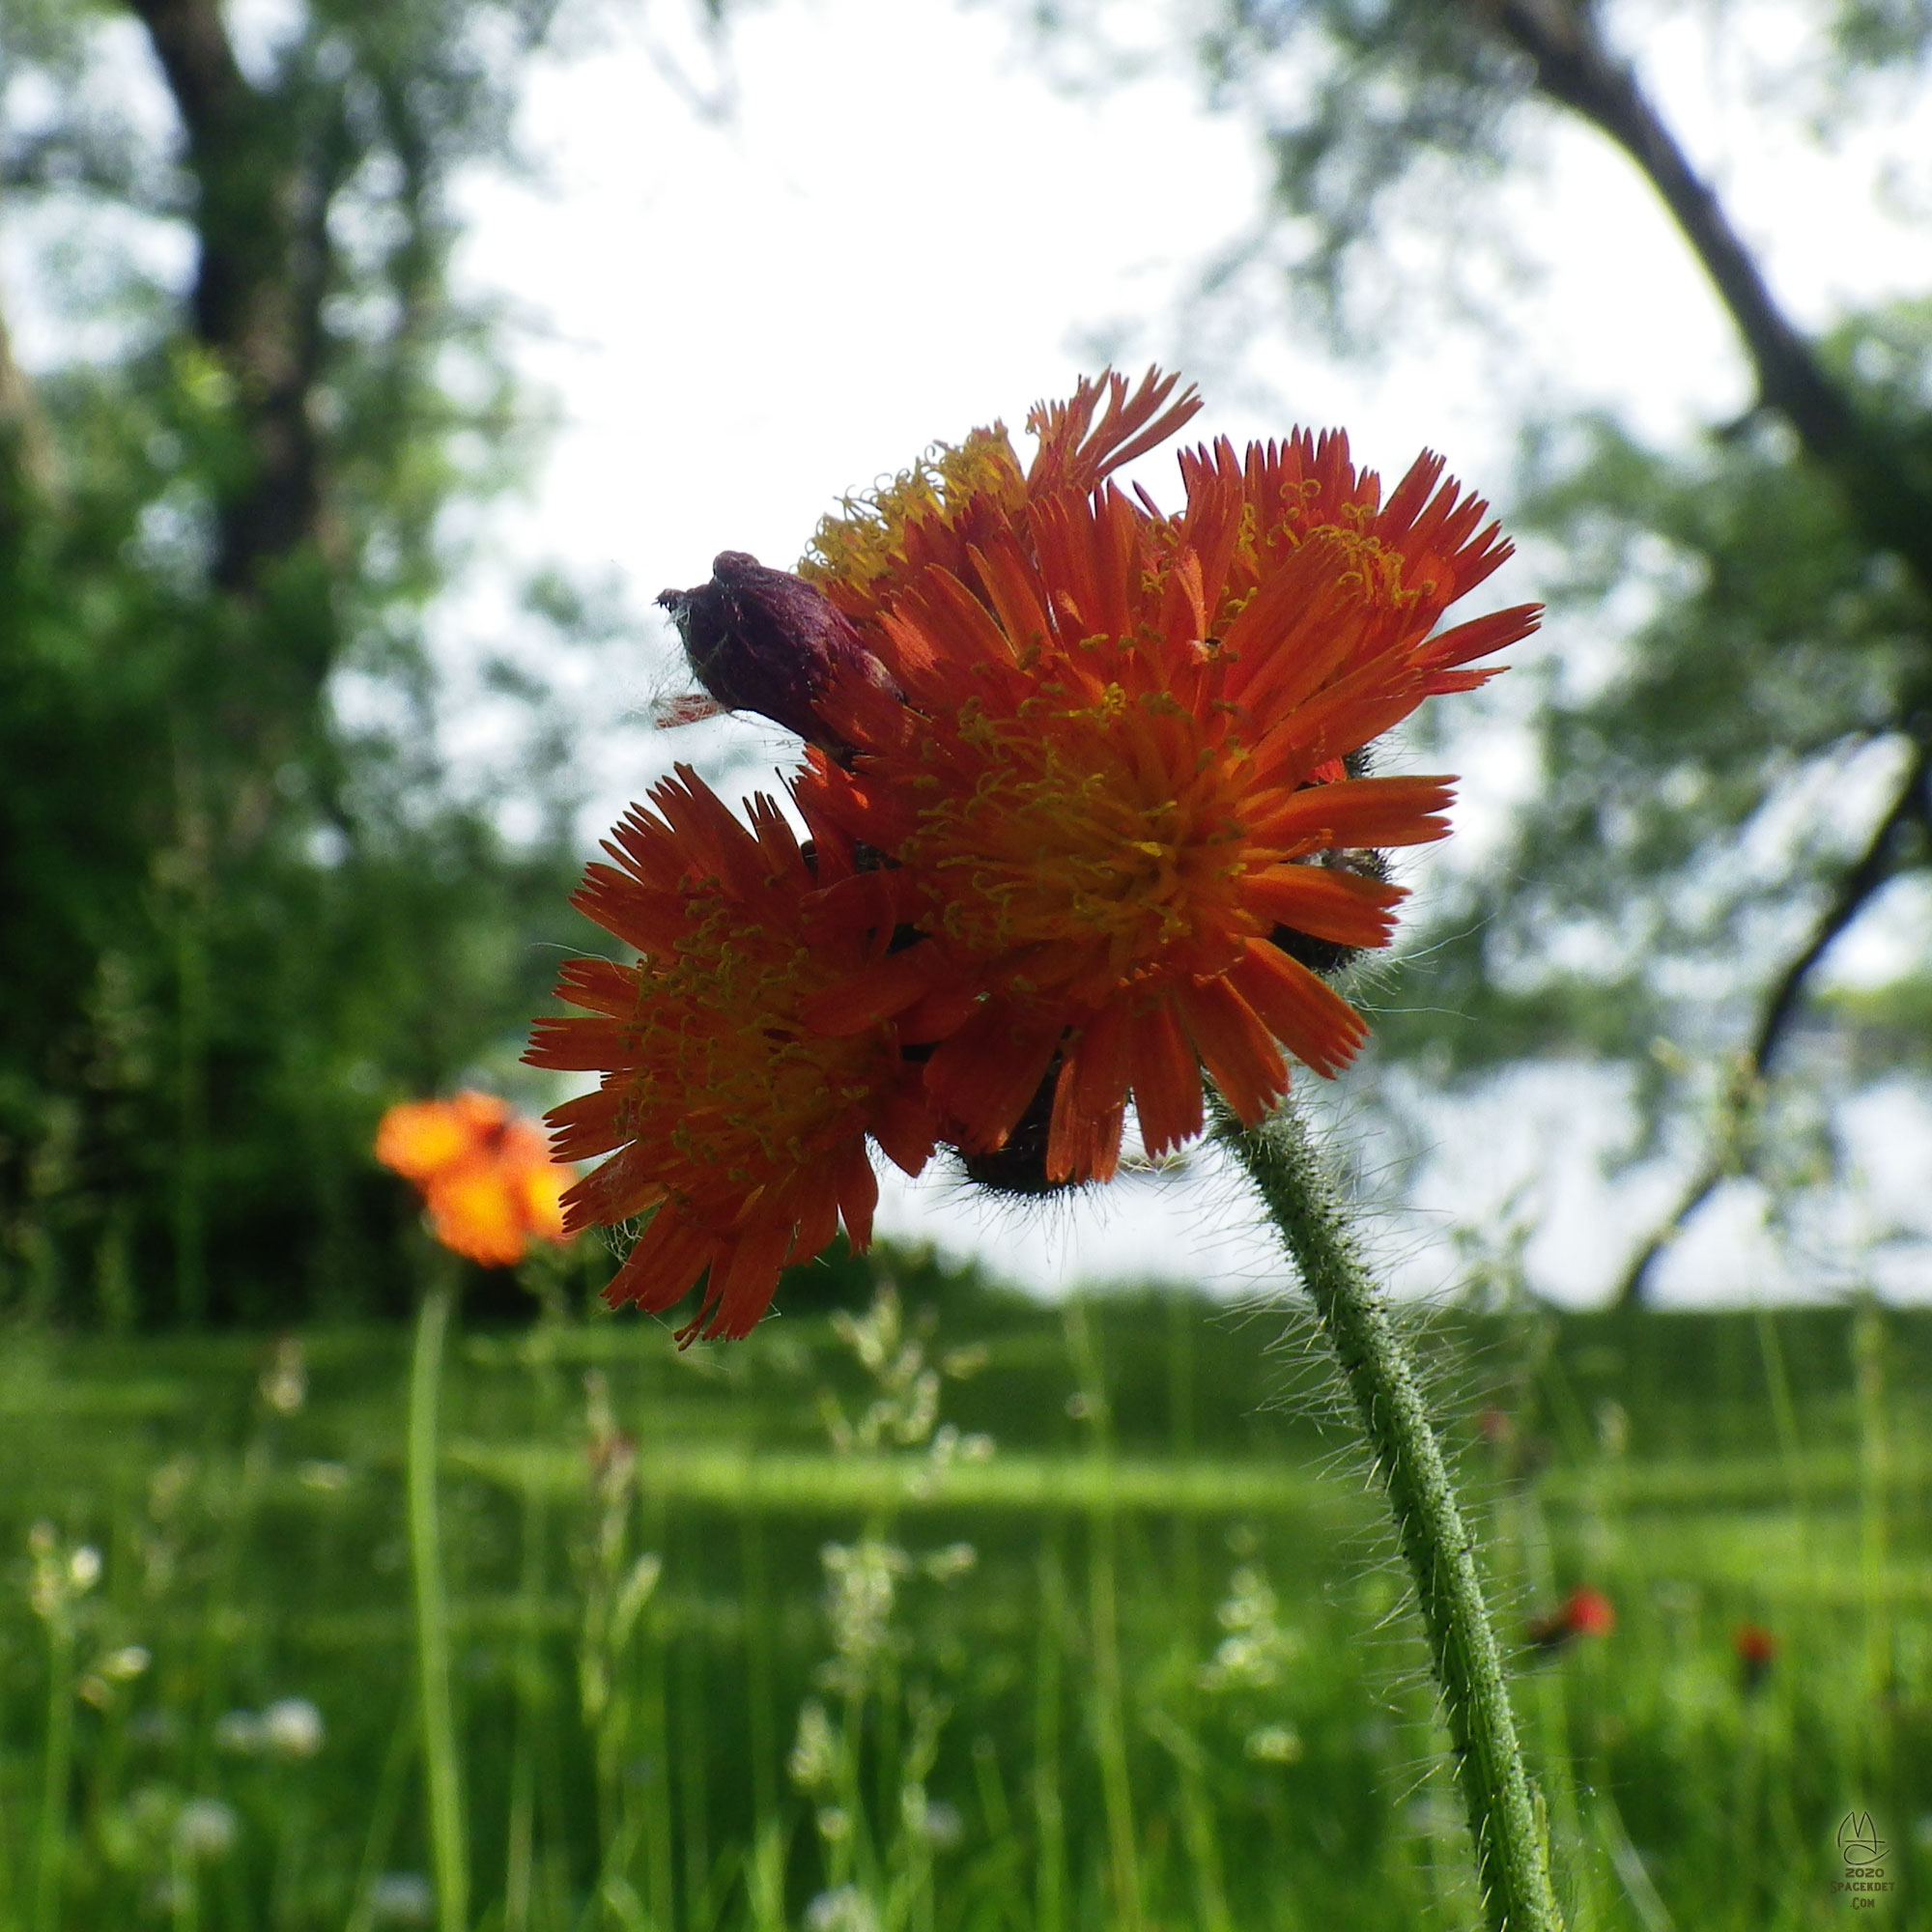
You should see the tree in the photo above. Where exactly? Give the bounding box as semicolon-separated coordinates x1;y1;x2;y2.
1036;0;1932;1300
0;0;720;1323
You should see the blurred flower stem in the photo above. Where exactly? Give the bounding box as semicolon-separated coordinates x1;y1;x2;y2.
1217;1099;1564;1932
409;1257;469;1932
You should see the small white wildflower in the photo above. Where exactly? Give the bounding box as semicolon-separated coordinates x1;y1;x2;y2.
1244;1724;1303;1765
175;1798;239;1859
818;1539;909;1689
893;1368;941;1445
923;1543;977;1584
101;1645;151;1681
367;1872;435;1925
787;1701;838;1795
69;1546;102;1593
805;1884;877;1932
814;1805;852;1844
261;1698;325;1759
920;1799;964;1850
259;1339;306;1415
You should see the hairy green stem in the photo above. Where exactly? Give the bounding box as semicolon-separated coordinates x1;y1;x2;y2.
1219;1101;1563;1932
409;1269;469;1932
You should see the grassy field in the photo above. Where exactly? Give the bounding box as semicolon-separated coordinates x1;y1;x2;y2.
0;1265;1925;1931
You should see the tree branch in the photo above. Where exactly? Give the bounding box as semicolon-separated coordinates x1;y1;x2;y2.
1488;0;1932;606
1614;740;1932;1306
0;276;58;517
126;0;322;593
1749;744;1932;1073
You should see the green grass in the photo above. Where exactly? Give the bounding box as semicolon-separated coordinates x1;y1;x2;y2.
0;1279;1926;1930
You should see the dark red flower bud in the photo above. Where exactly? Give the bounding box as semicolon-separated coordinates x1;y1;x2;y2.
1733;1621;1777;1689
657;551;899;758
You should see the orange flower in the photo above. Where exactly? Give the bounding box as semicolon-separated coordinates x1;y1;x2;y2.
524;766;934;1343
376;1091;569;1267
796;402;1537;1184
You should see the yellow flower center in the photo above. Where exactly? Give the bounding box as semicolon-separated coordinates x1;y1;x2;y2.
626;893;895;1195
900;687;1252;977
803;427;1025;603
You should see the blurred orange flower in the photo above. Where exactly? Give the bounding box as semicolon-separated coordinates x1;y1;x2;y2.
524;767;934;1343
375;1091;569;1267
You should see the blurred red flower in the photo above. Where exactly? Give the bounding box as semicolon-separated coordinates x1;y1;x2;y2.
1527;1584;1616;1651
1733;1621;1778;1689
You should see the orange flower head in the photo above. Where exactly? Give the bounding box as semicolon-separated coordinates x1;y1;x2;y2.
524;765;934;1343
796;381;1538;1185
375;1091;569;1267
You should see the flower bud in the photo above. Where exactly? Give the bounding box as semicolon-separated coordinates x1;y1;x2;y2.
657;551;899;758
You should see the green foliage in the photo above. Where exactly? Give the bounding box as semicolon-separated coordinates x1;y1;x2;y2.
0;1290;1929;1928
0;0;652;1326
1376;302;1932;1096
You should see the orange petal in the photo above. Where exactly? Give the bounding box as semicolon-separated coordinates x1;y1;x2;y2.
803;947;937;1036
836;1144;880;1252
1226;938;1369;1079
704;1216;795;1340
605;1208;714;1315
1244;866;1406;950
1173;975;1288;1126
923;1001;1065;1153
562;1151;666;1233
544;1089;628;1164
789;1186;840;1276
1046;1004;1132;1183
869;1075;937;1178
550;957;639;1019
1417;603;1540;675
1249;775;1456;853
1124;998;1205;1159
524;1017;634;1073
